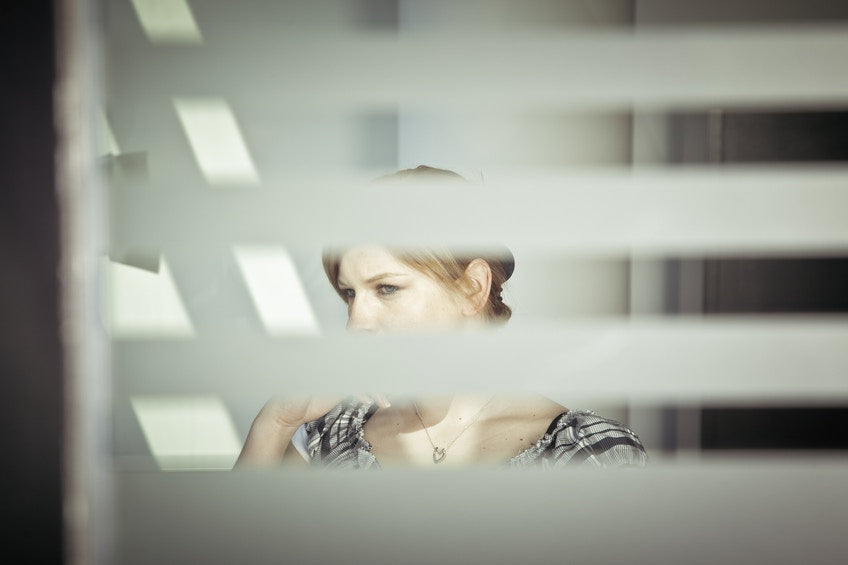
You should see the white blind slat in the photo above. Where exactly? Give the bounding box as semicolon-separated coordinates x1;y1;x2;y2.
116;462;848;565
112;319;848;401
111;26;848;108
111;168;848;252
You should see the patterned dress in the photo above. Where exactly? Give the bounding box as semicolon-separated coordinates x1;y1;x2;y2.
302;399;647;469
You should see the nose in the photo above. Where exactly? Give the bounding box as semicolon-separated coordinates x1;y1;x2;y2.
346;295;379;333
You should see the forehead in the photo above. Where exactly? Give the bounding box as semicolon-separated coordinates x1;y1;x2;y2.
337;246;414;282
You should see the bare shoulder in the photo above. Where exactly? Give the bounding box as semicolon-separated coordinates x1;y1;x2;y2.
495;394;567;425
477;394;569;457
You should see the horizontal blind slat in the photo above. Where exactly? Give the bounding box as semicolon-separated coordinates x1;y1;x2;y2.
113;319;848;401
111;26;848;108
117;462;848;565
112;168;848;252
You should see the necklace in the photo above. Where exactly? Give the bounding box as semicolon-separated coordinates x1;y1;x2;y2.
412;397;495;464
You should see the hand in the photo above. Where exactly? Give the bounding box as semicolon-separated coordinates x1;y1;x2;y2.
235;394;391;467
261;394;391;430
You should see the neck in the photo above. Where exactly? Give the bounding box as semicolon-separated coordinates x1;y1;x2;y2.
410;394;496;426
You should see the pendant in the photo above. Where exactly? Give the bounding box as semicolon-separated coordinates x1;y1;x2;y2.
432;447;447;463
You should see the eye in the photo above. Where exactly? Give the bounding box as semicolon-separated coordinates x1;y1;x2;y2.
341;288;355;301
377;284;399;295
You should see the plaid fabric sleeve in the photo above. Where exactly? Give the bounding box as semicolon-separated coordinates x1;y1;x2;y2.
549;411;648;468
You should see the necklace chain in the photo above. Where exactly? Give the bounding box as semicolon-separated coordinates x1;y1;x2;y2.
412;397;495;464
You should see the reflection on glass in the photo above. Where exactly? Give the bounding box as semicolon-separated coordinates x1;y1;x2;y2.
83;2;848;564
131;395;241;470
173;98;260;186
130;0;203;45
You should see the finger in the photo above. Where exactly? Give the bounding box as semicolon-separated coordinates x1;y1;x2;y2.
371;393;391;408
352;393;391;408
353;394;374;405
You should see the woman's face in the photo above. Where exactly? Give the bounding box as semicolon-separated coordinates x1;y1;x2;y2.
337;246;467;333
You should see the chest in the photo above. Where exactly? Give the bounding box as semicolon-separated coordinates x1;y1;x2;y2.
362;412;560;467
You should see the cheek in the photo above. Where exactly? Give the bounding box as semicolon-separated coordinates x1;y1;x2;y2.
387;288;463;330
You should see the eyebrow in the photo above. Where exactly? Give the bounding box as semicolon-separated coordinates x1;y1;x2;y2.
337;272;408;287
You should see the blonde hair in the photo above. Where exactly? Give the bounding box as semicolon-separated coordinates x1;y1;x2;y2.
322;248;512;322
323;165;513;322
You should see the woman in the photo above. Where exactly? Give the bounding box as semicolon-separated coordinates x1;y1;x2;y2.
237;167;646;469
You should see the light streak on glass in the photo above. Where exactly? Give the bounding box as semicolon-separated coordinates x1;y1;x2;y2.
105;256;195;338
173;97;260;186
130;395;242;470
130;0;203;44
233;245;321;336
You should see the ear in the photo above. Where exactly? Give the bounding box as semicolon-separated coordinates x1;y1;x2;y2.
460;259;492;316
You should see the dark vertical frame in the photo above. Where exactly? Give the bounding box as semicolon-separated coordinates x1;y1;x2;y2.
0;1;64;562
